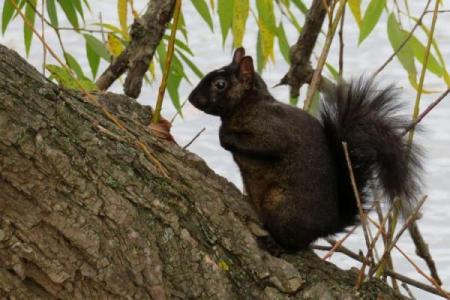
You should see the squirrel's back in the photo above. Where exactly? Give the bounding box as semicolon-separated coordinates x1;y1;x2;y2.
320;78;423;228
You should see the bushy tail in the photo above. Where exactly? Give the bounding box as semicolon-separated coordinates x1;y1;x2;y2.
320;77;423;226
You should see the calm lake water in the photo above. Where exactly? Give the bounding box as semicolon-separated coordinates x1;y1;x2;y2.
1;1;449;298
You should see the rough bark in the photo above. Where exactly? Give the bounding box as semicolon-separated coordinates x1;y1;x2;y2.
0;44;406;299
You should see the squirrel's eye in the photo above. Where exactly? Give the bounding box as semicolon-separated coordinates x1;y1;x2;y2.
214;79;227;91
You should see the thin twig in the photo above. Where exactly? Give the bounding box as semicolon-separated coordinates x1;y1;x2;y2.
374;0;433;76
183;128;206;150
403;88;450;135
304;0;347;111
394;246;450;299
407;0;441;145
387;270;447;299
369;196;427;277
322;226;357;260
152;0;182;124
338;5;345;77
341;141;372;288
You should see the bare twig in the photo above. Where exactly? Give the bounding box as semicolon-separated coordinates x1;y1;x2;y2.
342;141;372;288
322;226;357;260
386;270;444;299
183;128;206;150
407;0;440;145
338;5;345;77
374;0;432;76
370;196;427;277
394;246;450;299
403;88;450;135
304;0;347;111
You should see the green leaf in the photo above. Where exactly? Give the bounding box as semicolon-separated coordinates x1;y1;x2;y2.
232;0;249;47
256;32;263;72
86;40;100;78
291;0;308;14
2;0;17;34
176;49;204;79
348;0;362;26
46;0;59;27
46;64;97;91
92;22;123;35
407;33;443;77
387;13;416;77
256;0;276;33
218;0;233;45
191;0;214;31
72;0;85;21
325;62;339;80
24;0;37;57
358;0;385;45
83;34;111;62
117;0;129;38
57;0;79;30
156;42;183;115
64;52;85;79
163;35;193;55
277;23;290;63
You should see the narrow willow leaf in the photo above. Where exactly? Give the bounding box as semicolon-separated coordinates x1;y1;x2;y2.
46;64;78;89
176;49;204;79
83;34;111;62
358;0;385;45
191;0;214;31
117;0;129;38
86;40;100;78
387;13;416;81
410;15;449;86
72;0;84;21
64;52;85;79
407;33;443;77
277;23;290;63
258;21;274;70
256;0;276;69
47;0;59;27
348;0;362;26
148;60;156;81
107;33;124;57
156;42;183;115
256;0;276;33
167;73;183;115
325;62;339;80
256;32;263;72
232;0;249;47
218;0;233;45
162;35;193;55
47;64;97;91
291;0;308;14
24;0;37;57
2;0;17;34
92;22;122;35
57;0;79;30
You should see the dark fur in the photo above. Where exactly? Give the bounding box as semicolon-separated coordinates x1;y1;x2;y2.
188;48;423;251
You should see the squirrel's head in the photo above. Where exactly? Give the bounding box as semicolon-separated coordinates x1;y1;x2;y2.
189;47;265;116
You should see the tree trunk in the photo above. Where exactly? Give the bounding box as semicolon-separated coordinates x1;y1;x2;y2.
0;44;405;299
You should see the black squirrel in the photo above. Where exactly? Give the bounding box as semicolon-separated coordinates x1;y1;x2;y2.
188;47;423;251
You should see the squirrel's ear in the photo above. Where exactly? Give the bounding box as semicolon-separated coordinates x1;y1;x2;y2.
232;47;246;65
238;56;254;84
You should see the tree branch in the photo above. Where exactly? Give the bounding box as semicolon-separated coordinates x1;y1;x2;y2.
95;0;176;98
279;0;330;99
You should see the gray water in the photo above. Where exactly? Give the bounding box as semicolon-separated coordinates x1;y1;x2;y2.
1;1;449;298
